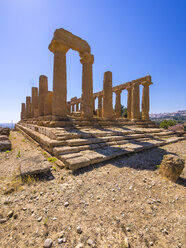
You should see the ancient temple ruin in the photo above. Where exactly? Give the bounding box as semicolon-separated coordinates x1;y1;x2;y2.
16;28;185;170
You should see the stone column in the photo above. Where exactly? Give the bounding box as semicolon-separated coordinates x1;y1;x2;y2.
131;83;140;120
97;95;103;117
142;82;152;120
44;91;53;116
67;102;71;115
76;102;79;112
72;104;75;113
80;52;94;118
26;96;32;119
93;96;96;112
126;87;132;119
115;90;122;118
49;42;69;118
103;71;113;119
38;75;48;116
31;87;38;118
21;103;26;120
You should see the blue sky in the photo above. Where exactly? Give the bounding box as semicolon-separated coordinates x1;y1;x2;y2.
0;0;185;123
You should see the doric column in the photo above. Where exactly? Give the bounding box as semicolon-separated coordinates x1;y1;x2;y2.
103;71;113;119
72;104;75;112
126;86;132;119
31;87;38;118
38;75;48;116
49;41;69;118
80;52;94;118
97;95;103;117
67;102;71;115
131;83;140;120
115;90;122;118
26;96;32;119
44;91;53;116
141;81;152;120
21;103;26;120
76;102;79;112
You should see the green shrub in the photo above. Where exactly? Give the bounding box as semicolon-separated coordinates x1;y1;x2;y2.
160;120;177;129
47;157;57;163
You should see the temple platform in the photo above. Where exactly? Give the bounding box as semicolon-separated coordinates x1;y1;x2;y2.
15;120;186;171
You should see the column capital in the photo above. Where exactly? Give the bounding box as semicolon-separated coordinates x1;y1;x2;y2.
49;40;69;54
115;90;122;95
141;81;152;87
126;86;132;91
80;52;94;64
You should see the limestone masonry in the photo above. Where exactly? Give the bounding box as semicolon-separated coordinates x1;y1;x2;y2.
16;28;186;170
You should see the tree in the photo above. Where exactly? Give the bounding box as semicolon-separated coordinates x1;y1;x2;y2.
121;105;127;118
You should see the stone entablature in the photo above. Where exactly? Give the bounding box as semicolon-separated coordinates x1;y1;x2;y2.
71;75;152;120
20;28;153;122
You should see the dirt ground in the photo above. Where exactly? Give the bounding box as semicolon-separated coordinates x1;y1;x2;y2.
0;130;185;248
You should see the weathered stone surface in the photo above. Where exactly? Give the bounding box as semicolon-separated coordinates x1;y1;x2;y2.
102;71;113;118
159;154;185;182
66;156;91;170
38;75;48;116
0;127;10;136
20;155;52;176
0;129;11;151
0;140;11;151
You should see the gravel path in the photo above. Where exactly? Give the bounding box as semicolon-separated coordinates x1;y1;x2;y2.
0;131;185;248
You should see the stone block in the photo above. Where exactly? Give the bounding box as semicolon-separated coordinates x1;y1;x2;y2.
66;156;91;170
159;154;185;182
20;155;52;176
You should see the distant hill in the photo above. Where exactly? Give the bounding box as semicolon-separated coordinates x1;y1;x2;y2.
150;110;186;122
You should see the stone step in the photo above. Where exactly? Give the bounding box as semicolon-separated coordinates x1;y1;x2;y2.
58;136;185;170
53;128;167;141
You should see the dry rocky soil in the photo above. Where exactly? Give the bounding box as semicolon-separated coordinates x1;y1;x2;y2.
0;130;185;248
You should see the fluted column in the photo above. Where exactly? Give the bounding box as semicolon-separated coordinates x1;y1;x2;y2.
103;71;113;118
97;95;103;117
76;102;79;112
131;83;140;120
67;102;71;115
31;87;38;118
49;41;69;118
115;90;122;118
26;96;32;119
126;87;132;119
72;104;75;112
142;81;152;120
21;103;26;120
80;52;94;118
38;75;48;116
44;91;53;116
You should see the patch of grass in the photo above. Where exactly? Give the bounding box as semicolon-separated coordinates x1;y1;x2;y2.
13;137;16;139
47;157;57;163
44;217;48;226
22;138;25;142
5;150;11;153
52;166;57;171
22;175;38;185
4;176;23;194
43;151;47;155
16;150;21;158
120;242;128;248
156;164;160;168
